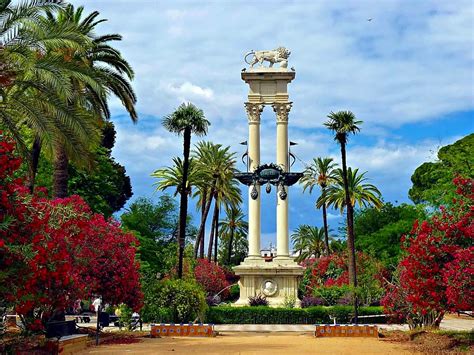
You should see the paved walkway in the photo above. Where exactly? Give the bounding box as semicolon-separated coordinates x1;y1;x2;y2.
78;333;417;354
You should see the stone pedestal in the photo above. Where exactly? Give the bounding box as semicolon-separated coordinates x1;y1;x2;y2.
234;64;303;308
234;257;303;307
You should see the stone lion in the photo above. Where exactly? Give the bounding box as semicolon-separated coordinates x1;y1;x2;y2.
244;47;291;68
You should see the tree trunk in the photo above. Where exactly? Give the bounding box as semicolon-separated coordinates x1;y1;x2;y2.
227;227;235;265
213;203;219;263
28;135;42;194
322;201;330;255
339;140;358;323
177;127;192;279
194;189;213;258
207;199;218;262
194;191;206;258
53;145;69;198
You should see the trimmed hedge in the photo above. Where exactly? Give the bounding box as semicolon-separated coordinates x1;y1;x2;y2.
206;306;384;324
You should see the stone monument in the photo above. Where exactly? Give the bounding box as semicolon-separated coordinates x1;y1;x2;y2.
233;47;304;307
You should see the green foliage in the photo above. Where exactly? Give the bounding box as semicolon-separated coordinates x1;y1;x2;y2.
317;167;383;212
313;285;352;306
120;196;179;275
20;123;133;217
140;275;169;323
409;133;474;207
355;203;427;268
205;306;384;324
283;295;297;308
68;146;133;217
218;232;248;267
141;277;207;323
291;225;326;262
117;304;134;330
157;279;207;323
228;284;240;302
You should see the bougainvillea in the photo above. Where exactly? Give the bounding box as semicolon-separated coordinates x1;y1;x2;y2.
194;259;230;300
0;134;143;330
382;177;473;328
300;251;386;306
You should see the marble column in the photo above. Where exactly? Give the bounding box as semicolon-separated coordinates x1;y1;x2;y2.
272;102;292;259
245;102;264;258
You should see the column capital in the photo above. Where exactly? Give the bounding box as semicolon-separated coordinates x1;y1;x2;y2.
245;102;264;124
272;102;292;124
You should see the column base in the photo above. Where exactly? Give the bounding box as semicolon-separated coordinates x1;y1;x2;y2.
232;258;304;308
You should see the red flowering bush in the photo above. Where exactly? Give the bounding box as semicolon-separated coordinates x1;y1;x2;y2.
0;134;143;331
300;251;386;306
382;177;473;328
194;259;230;300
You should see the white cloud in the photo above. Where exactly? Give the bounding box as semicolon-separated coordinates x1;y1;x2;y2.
165;82;214;101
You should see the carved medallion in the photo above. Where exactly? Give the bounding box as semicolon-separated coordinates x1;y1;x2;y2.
261;279;278;297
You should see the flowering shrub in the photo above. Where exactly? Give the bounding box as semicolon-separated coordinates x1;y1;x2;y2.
0;135;143;331
194;259;230;300
300;251;386;306
382;177;473;328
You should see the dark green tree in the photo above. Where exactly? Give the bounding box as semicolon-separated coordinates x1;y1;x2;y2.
409;134;474;207
120;196;179;275
354;203;427;268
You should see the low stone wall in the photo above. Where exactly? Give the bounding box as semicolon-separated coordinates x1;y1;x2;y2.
47;334;88;354
151;324;215;337
314;324;378;338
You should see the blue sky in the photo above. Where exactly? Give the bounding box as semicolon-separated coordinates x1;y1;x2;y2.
73;0;473;247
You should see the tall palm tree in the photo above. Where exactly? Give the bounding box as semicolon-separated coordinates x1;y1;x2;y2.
192;141;241;260
300;157;337;255
324;110;363;323
162;103;209;278
219;205;248;265
291;225;326;263
317;168;383;212
42;5;137;198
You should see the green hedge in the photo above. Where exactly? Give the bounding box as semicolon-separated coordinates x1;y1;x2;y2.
206;306;384;324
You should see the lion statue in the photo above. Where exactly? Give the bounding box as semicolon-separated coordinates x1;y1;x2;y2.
244;47;291;69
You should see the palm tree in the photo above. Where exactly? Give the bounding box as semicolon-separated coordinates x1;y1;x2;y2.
324;110;363;323
191;141;241;261
317;168;383;212
219;205;248;265
291;225;326;262
42;5;137;198
162;103;209;278
0;0;101;192
300;157;337;255
152;157;203;196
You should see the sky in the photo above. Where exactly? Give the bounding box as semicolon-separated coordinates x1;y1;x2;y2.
72;0;473;247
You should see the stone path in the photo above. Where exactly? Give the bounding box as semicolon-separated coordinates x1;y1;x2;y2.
78;333;417;354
